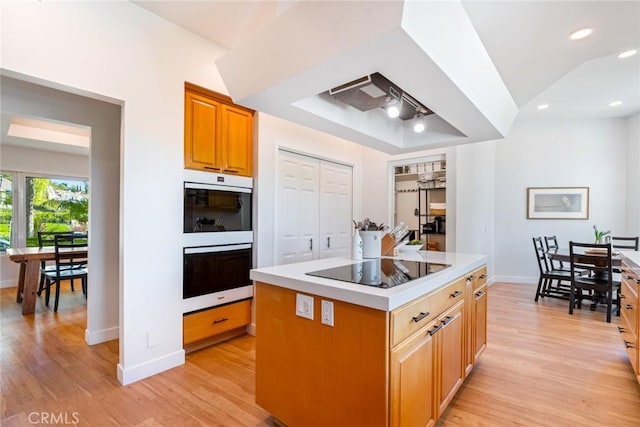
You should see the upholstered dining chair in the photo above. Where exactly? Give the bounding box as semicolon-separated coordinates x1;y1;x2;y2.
42;234;88;312
569;241;615;323
533;237;572;301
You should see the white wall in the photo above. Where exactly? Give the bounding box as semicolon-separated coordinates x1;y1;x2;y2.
626;113;640;236
455;141;495;276
0;144;89;288
1;1;229;384
493;118;628;283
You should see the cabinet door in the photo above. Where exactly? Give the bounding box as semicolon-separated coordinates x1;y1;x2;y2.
319;161;353;259
474;284;488;359
437;300;465;417
390;321;437;427
220;104;253;176
463;274;474;376
276;151;320;264
185;91;220;171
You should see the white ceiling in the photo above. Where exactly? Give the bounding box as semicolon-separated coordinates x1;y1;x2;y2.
137;0;640;122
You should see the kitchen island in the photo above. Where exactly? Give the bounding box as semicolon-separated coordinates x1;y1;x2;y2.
250;251;488;427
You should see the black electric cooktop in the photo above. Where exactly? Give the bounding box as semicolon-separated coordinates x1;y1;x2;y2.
306;259;451;288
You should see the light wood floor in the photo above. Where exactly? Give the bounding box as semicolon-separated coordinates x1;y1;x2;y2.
1;282;639;426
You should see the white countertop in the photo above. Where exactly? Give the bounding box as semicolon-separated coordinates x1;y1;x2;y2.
250;251;488;311
620;251;640;271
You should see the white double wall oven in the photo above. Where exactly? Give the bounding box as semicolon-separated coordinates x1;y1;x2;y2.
182;169;253;314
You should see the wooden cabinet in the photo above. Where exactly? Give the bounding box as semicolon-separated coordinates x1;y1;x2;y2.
183;299;251;347
390;319;437;427
255;263;487;427
184;83;253;176
619;260;639;384
464;266;487;375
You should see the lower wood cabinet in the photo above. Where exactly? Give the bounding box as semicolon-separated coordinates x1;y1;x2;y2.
390;318;437;427
255;263;488;426
183;299;251;346
619;260;639;384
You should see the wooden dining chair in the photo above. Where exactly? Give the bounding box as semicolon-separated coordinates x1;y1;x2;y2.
543;235;569;272
37;231;74;295
569;242;615;323
533;237;572;301
42;234;88;312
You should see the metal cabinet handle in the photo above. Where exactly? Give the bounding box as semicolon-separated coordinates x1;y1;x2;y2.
441;315;453;326
479;274;486;279
625;304;633;310
624;341;635;349
618;326;625;333
412;311;430;323
428;323;443;336
204;166;221;171
475;291;485;298
450;290;462;298
619;293;626;300
466;275;476;282
213;317;229;324
309;238;313;251
327;237;331;248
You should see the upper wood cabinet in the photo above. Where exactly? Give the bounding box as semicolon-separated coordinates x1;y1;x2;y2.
184;83;254;176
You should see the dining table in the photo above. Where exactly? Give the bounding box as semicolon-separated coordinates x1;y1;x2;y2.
546;247;623;268
7;246;88;315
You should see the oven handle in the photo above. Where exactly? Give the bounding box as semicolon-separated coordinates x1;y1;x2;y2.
185;182;252;193
184;244;252;254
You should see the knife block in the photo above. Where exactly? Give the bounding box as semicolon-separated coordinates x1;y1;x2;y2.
381;234;396;256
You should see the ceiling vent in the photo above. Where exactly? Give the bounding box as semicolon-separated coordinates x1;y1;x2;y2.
327;72;433;120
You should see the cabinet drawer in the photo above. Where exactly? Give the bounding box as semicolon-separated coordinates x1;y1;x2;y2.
621;261;639;284
183;300;251;345
391;276;466;347
472;266;487;291
619;314;638;376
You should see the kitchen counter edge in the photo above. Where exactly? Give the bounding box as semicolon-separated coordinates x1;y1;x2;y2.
250;251;488;312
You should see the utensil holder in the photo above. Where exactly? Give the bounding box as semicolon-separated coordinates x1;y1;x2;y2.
360;230;383;258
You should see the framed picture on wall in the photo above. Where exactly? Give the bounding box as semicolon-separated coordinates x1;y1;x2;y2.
526;187;589;219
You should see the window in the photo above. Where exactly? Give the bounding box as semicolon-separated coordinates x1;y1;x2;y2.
0;173;12;252
0;171;88;252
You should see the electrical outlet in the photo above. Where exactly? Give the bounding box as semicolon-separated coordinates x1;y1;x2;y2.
296;293;314;320
321;300;334;326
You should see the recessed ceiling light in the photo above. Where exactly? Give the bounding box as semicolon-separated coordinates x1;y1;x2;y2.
609;101;622;107
618;49;638;59
387;105;400;118
569;28;593;40
537;104;549;110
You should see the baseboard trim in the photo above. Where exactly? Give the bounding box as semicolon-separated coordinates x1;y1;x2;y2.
117;349;185;386
246;322;256;336
493;275;538;284
0;280;17;289
85;326;119;345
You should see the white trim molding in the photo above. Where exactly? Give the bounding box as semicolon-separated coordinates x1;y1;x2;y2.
117;350;185;386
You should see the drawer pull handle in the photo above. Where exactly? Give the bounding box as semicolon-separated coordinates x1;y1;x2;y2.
441;315;453;326
624;304;633;310
624;341;635;349
213;317;229;324
412;311;430;323
475;291;485;298
619;293;626;300
479;274;486;279
428;323;443;336
618;326;625;333
626;275;634;280
204;166;221;171
466;275;475;282
450;290;462;298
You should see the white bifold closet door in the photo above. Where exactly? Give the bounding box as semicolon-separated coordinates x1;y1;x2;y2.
276;150;353;265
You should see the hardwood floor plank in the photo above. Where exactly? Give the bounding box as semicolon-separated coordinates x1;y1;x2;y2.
1;282;638;426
